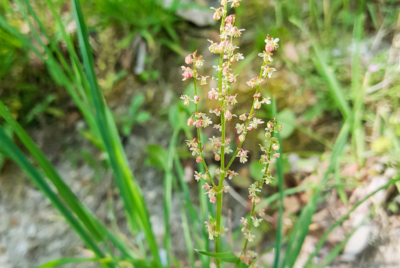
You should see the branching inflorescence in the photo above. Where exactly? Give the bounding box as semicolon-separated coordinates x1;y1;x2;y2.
180;0;282;267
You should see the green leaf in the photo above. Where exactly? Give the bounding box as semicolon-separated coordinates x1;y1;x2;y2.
283;119;351;268
290;18;351;120
34;257;101;268
195;250;238;263
276;109;296;139
145;145;168;170
129;94;146;115
71;0;162;265
249;161;264;181
136;111;151;123
0;127;110;266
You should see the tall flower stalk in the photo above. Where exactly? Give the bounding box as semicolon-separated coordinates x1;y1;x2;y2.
180;0;281;266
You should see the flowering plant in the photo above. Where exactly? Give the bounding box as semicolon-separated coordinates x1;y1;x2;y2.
180;0;281;267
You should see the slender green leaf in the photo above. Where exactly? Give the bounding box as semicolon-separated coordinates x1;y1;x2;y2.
305;178;400;266
34;257;101;268
351;0;366;165
196;250;238;263
282;119;351;268
0;101;105;242
290;18;351;120
0;127;111;268
71;0;162;265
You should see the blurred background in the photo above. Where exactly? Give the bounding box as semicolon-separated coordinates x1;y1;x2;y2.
1;0;400;267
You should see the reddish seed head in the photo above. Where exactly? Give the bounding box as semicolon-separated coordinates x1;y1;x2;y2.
215;154;221;161
265;44;275;52
194;95;200;102
185;54;193;64
210;196;217;203
196;156;202;163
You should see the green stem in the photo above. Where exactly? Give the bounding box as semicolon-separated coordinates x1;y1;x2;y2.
215;4;228;268
193;66;216;188
235;132;275;267
225;66;264;172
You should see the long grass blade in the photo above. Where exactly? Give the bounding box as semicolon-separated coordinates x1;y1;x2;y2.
282;119;351;268
34;257;101;268
163;129;179;265
290;18;351;120
70;0;162;265
0;101;104;241
0;127;112;268
304;178;400;266
351;0;366;165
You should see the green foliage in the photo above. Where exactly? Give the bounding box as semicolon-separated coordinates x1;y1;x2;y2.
121;94;151;136
249;160;265;181
276;109;296;139
196;250;239;263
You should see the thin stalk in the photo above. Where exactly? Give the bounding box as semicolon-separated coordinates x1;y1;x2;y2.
272;98;283;268
192;66;216;188
235;132;275;267
225;66;264;172
215;4;228;267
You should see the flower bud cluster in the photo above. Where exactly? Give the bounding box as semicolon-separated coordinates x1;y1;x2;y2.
205;214;228;240
180;0;281;262
240;250;258;267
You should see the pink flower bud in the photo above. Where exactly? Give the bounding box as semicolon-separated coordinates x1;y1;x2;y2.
215;154;221;161
187;117;194;126
208;92;215;99
185;54;193;64
253;93;262;98
213;11;221;20
239;114;247;121
196;156;202;163
254;100;261;109
224;110;232;121
210;196;217;203
194;95;200;102
183;71;193;79
265;44;275;52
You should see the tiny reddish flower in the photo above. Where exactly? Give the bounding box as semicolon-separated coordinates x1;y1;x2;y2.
185;54;193;64
224;110;233;121
196;156;202;163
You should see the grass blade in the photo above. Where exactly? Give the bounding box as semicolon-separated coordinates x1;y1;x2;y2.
351;0;366;165
290;18;351;120
304;178;400;266
70;0;162;265
0;101;104;241
282;119;351;268
0;127;112;268
34;257;101;268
